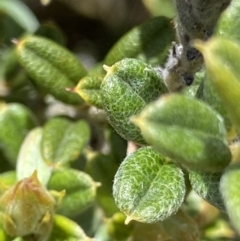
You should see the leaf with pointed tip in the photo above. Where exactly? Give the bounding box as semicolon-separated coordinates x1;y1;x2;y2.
189;171;225;210
195;37;240;134
101;58;167;144
16;35;87;104
16;127;52;186
49;215;92;241
74;75;103;108
104;17;175;66
132;94;231;172
47;169;98;217
113;146;186;223
220;163;240;235
0;102;37;166
41;117;90;166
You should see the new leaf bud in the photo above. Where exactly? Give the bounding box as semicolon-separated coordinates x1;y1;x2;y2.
0;171;55;241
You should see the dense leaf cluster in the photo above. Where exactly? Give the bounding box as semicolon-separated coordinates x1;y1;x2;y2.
0;0;240;241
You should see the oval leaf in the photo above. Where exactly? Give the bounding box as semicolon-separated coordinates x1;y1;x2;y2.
16;35;87;104
220;163;240;235
0;102;37;165
41;117;90;166
16;127;52;186
132;94;231;172
195;37;240;133
74;75;103;108
189;170;225;210
47;169;98;217
113;146;186;223
101;58;167;144
104;17;175;66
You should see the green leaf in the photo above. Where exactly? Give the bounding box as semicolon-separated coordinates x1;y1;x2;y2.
132;209;199;241
189;171;225;210
16;127;52;186
101;58;167;144
0;0;39;32
113;146;186;223
106;212;134;241
34;22;66;46
47;169;98;217
200;73;233;138
0;102;37;166
132;94;231;172
85;151;119;216
105;127;127;165
41;117;90;166
217;0;240;42
142;0;175;18
0;171;16;188
195;37;240;133
220;163;240;235
74;75;103;108
0;213;11;241
49;215;92;241
104;17;175;66
16;35;87;104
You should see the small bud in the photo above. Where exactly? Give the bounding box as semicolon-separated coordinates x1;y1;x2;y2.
0;171;55;241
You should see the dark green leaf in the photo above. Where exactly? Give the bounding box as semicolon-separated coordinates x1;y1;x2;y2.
85;151;119;216
189;171;225;210
104;17;175;66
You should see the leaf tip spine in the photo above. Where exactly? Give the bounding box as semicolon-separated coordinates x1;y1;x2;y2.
125;216;133;225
